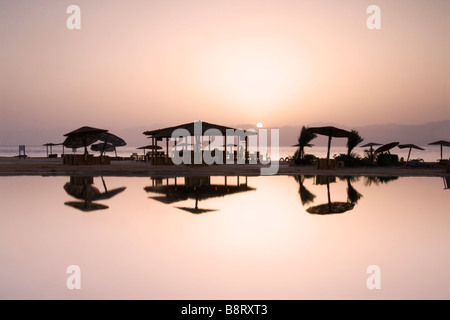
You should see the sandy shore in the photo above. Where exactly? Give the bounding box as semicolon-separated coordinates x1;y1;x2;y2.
0;157;448;177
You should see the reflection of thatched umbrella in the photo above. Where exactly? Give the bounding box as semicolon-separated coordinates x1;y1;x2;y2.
175;207;218;214
64;176;125;212
95;176;126;200
443;177;449;190
306;126;353;164
398;144;425;161
306;176;355;215
374;142;399;154
307;202;354;214
63;126;108;154
428;140;450;160
64;201;109;212
175;195;218;214
63;178;107;212
64;181;101;201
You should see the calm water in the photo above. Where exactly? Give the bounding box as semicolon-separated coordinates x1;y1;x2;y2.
0;175;449;299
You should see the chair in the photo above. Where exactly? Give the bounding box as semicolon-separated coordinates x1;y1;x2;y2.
18;145;27;159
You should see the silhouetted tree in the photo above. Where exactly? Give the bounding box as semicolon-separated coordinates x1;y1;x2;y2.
297;126;317;159
347;130;364;156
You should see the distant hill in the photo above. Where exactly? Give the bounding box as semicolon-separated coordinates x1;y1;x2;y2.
262;120;450;147
1;120;448;147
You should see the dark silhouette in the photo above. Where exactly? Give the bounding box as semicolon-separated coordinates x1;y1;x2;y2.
297;126;317;160
306;126;353;168
347;130;364;156
293;175;316;205
364;176;399;186
397;144;425;162
63;176;126;212
305;176;355;215
428;140;450;160
144;176;255;214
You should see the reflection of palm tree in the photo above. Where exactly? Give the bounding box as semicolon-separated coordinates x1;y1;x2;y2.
346;177;362;204
293;175;316;205
364;176;399;186
347;130;364;156
297;126;317;159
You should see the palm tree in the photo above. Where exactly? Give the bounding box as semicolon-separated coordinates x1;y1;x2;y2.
297;126;317;159
347;130;364;156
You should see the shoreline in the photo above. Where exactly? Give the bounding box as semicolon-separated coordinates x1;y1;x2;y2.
0;157;448;178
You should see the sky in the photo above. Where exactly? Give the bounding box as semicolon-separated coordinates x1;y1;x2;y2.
0;0;449;143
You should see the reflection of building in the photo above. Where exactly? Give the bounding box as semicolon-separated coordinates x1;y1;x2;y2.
144;176;255;214
63;176;126;212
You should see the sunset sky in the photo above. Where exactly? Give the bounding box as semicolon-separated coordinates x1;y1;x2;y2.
0;0;448;142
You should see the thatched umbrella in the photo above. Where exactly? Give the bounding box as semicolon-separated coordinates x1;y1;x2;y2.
63;126;108;154
91;142;115;154
306;126;353;164
374;142;399;154
96;132;126;157
43;143;63;157
397;144;425;161
361;142;382;159
292;143;314;147
137;145;162;156
428;140;450;160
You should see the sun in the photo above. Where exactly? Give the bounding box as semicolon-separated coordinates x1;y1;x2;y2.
256;123;263;128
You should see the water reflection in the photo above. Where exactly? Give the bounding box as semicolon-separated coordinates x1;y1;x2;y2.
144;176;256;214
294;175;398;215
364;176;399;186
444;176;450;190
63;176;126;212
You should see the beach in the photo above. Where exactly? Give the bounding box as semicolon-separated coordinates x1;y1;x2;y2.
1;156;447;177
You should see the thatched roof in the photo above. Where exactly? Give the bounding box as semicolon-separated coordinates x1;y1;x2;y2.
143;120;256;138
